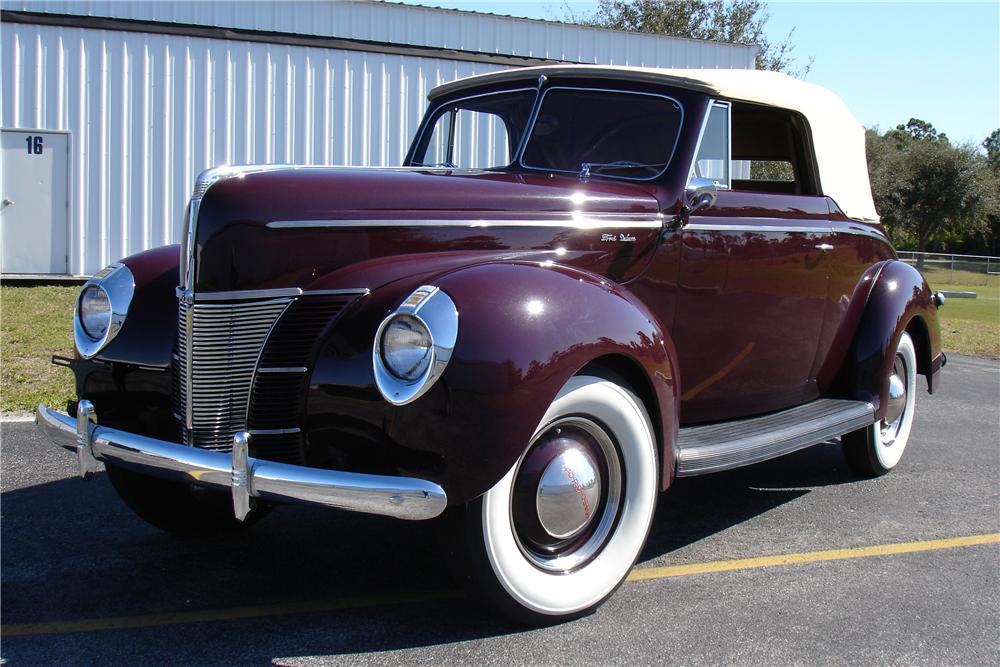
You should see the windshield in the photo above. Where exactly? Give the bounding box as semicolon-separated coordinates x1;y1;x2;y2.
521;88;683;179
411;89;537;169
411;86;683;180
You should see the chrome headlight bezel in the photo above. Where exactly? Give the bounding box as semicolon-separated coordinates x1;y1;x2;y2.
74;263;135;359
373;285;458;406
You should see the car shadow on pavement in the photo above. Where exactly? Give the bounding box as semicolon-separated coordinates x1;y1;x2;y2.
643;438;860;560
1;438;864;660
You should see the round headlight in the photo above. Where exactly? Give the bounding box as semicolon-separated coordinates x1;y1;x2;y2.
79;285;112;339
380;314;433;382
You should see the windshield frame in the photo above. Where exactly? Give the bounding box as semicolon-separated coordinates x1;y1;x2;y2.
407;83;686;183
407;87;539;171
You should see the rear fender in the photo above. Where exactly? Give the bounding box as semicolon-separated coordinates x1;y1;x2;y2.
835;260;942;419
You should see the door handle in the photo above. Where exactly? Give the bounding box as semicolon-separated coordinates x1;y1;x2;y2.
1;199;12;207
815;243;834;252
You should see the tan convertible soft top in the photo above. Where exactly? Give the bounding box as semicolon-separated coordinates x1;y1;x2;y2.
430;66;879;222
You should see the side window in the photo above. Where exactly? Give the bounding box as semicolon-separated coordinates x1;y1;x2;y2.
729;103;820;196
423;112;455;167
454;109;512;168
692;101;731;188
423;108;512;169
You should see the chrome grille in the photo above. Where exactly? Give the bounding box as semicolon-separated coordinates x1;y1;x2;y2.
174;297;293;451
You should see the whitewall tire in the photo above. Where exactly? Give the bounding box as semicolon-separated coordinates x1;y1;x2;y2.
446;375;658;624
842;331;918;476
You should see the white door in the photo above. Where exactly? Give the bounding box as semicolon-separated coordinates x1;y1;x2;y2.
1;129;70;275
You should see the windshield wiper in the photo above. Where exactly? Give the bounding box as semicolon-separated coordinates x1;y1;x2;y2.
579;161;665;177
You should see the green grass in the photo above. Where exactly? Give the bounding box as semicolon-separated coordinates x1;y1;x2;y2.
932;282;1000;359
1;275;997;413
904;266;999;289
1;285;77;412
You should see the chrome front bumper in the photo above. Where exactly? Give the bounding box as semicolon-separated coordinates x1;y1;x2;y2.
36;401;447;521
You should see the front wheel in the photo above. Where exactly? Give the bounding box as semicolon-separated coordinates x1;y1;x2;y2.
445;375;658;625
842;331;918;476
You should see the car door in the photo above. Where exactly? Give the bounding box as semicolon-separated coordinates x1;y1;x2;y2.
672;100;835;424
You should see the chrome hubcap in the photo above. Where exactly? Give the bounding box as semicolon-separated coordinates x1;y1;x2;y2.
536;447;602;539
881;355;908;445
511;417;622;573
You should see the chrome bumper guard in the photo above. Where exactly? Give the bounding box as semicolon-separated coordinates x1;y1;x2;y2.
36;401;447;521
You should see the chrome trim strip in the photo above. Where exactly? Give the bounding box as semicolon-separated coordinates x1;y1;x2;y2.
248;427;301;436
267;217;663;230
182;300;194;434
518;86;684;182
36;404;447;521
684;223;828;234
724;101;733;190
256;367;308;374
839;225;889;242
176;287;371;301
303;288;371;296
177;287;304;301
682;222;887;241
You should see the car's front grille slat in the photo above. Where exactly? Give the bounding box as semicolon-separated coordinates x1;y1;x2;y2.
173;293;360;463
246;297;351;462
173;297;292;452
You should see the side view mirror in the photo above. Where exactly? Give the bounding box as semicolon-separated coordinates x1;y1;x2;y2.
684;178;718;216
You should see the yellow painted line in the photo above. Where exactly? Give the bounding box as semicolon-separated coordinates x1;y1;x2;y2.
1;590;461;638
626;532;1000;582
3;533;997;638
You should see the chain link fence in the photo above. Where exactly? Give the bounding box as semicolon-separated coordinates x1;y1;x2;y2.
896;251;1000;287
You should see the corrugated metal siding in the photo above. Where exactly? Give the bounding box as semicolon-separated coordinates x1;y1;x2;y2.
1;22;504;274
2;1;757;67
1;2;754;276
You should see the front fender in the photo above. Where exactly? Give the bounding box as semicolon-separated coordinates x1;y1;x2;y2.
96;244;180;368
835;259;942;419
308;261;679;504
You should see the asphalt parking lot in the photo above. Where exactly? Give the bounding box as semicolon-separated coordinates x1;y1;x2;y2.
2;354;998;665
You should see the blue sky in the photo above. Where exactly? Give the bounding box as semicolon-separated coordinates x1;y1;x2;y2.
396;1;999;146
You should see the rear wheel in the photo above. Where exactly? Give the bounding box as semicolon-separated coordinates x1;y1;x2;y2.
445;375;658;625
106;465;268;535
842;331;917;476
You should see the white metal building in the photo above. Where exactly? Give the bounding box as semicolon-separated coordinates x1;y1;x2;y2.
0;0;756;277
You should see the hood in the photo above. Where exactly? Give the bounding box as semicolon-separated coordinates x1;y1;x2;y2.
191;167;668;293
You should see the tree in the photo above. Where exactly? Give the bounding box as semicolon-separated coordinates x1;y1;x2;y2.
576;0;811;75
866;121;980;259
975;129;1000;254
984;129;1000;169
887;118;949;144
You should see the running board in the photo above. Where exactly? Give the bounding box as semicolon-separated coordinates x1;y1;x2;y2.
676;399;875;477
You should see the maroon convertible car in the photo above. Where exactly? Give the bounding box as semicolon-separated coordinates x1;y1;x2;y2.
38;66;945;624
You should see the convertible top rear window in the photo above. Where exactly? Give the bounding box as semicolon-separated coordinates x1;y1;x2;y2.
521;88;683;180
